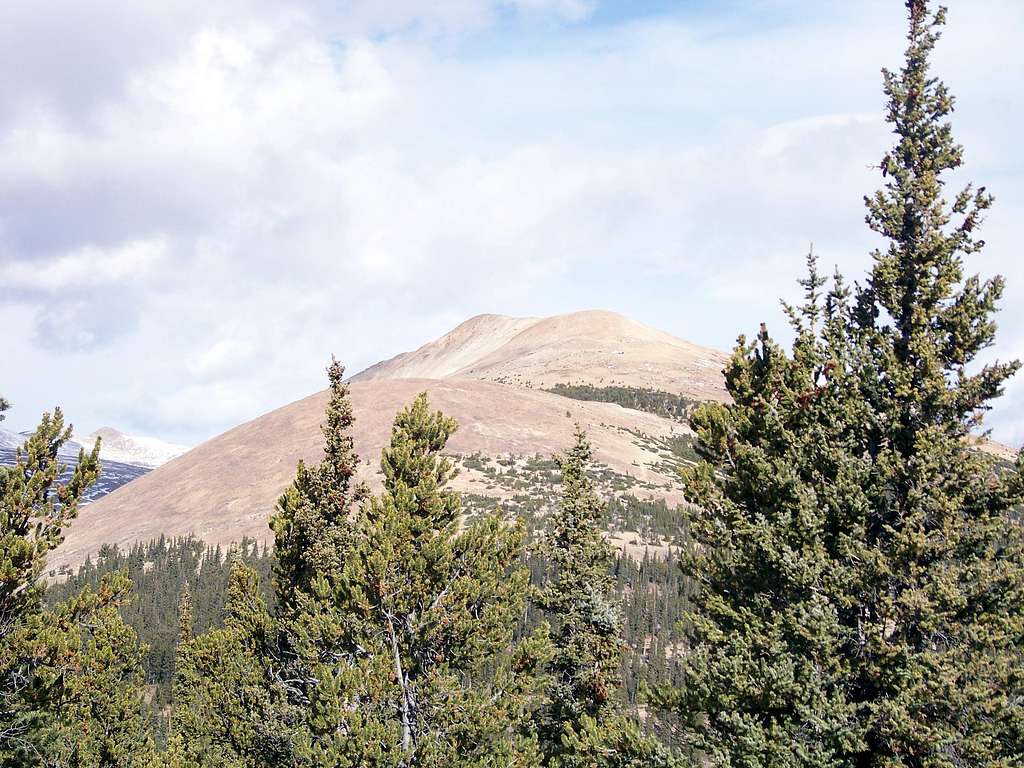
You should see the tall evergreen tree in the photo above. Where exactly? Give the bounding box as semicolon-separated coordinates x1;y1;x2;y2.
535;428;676;768
271;358;367;618
177;583;193;645
38;573;155;767
265;358;392;766
2;410;152;766
1;409;101;763
656;2;1024;766
284;391;543;766
533;428;622;759
1;409;100;644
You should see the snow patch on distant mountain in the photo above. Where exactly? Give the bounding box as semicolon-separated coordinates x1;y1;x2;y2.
82;428;190;469
0;427;151;503
2;426;188;469
0;427;79;457
1;426;189;509
0;429;21;449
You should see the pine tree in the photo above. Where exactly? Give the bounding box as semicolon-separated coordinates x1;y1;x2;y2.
533;428;621;757
39;573;155;767
655;2;1024;765
2;408;153;766
1;409;102;763
1;409;100;642
535;428;676;768
284;391;543;767
178;583;193;645
271;357;367;617
171;557;293;767
264;358;393;766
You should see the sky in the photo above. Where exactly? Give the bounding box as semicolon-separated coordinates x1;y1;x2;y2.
1;0;1022;448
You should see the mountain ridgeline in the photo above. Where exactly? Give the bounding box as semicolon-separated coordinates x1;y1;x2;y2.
0;426;189;506
51;310;726;573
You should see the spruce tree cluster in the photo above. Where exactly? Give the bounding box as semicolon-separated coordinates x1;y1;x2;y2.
159;363;657;766
654;2;1024;765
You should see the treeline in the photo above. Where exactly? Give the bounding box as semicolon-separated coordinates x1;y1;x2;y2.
45;536;276;740
47;537;275;686
48;529;692;748
545;384;700;423
605;496;688;543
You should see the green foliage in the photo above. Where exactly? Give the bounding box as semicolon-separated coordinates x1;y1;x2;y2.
545;384;700;423
665;435;699;465
1;411;152;766
46;534;275;742
271;358;367;617
35;573;155;767
533;428;675;766
283;390;543;766
533;429;623;758
655;3;1024;765
171;558;293;767
22;373;696;763
1;409;100;640
557;714;681;768
611;551;692;718
50;535;696;759
605;496;687;542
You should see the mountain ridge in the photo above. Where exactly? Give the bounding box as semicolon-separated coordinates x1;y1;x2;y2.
352;309;729;401
41;308;1024;572
354;314;541;382
52;309;723;571
81;427;190;469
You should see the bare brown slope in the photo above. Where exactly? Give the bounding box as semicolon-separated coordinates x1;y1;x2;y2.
52;378;691;572
353;310;729;402
354;314;540;381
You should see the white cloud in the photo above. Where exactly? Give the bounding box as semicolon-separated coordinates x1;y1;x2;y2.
0;0;1020;448
511;0;594;21
1;238;167;292
187;338;258;380
146;380;266;432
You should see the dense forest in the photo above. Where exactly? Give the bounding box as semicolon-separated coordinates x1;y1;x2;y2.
47;533;692;748
3;2;1024;766
543;384;701;423
45;537;276;740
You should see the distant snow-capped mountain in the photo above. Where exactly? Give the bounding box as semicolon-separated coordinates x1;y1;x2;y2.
0;427;80;457
81;427;190;469
0;426;190;505
0;427;150;503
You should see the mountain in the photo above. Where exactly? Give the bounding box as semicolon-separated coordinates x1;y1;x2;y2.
81;427;190;469
0;427;80;457
355;314;541;381
1;425;189;512
1;427;151;504
353;310;728;402
52;310;729;571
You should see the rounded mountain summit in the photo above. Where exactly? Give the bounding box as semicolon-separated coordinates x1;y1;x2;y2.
53;310;729;571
